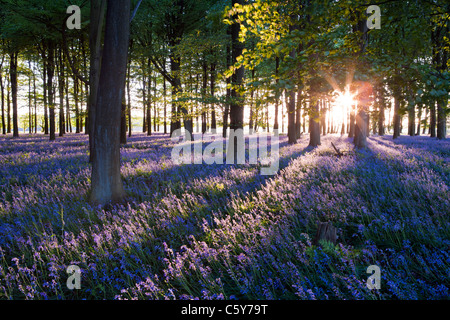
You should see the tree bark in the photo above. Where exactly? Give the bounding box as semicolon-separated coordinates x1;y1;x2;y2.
273;56;279;131
210;62;216;131
227;0;245;161
308;98;320;147
0;56;5;135
392;85;401;139
430;102;436;138
46;42;56;141
88;0;107;162
58;45;65;136
9;50;19;138
90;0;130;205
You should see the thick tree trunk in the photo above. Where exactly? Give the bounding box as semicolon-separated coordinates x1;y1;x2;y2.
308;98;320;147
437;100;447;139
88;0;106;162
354;110;368;148
10;50;19;138
408;100;415;137
392;88;401;139
430;102;436;138
227;0;245;162
90;0;130;205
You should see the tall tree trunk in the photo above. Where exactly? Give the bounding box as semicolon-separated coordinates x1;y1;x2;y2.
127;46;132;137
249;69;255;134
210;62;216;131
296;89;302;139
153;75;157;132
308;97;320;147
65;65;71;133
392;91;401;139
223;27;231;138
6;77;11;134
378;85;385;136
10;50;19;138
273;56;279;131
90;0;130;205
407;95;415;137
58;45;65;136
28;60;32;134
287;86;296;144
201;61;208;134
163;73;167;134
422;107;428;134
147;68;152;136
227;0;245;161
88;0;107;162
120;97;127;144
1;56;6;135
430;102;436;138
34;68;37;134
416;104;422;135
74;77;80;133
287;25;297;145
46;42;56;141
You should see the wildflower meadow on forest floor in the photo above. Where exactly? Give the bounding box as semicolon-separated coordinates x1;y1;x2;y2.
0;132;449;300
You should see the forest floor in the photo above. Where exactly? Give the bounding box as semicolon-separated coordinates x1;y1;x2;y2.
0;132;449;300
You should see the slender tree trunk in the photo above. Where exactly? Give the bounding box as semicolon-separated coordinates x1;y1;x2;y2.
90;0;130;205
378;85;385;136
6;77;11;134
34;68;37;134
120;97;127;144
223;27;231;138
142;66;147;133
153;75;157;132
46;42;56;141
422;107;428;134
249;69;255;134
163;74;167;134
1;56;6;135
58;45;65;136
127;40;132;137
28;60;32;134
273;56;279;131
210;62;216;131
74;77;80;133
201;61;208;134
296;89;302;139
147;62;152;136
10;50;19;138
287;26;297;144
408;96;415;137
